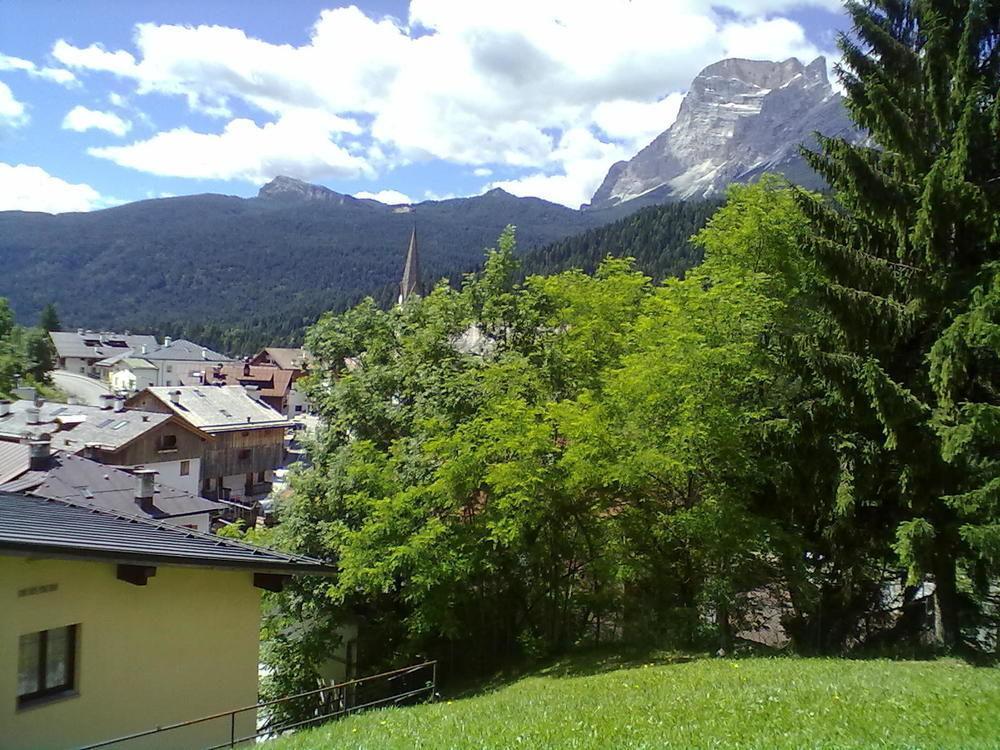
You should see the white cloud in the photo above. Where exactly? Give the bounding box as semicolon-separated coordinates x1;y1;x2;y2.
0;163;105;213
473;167;492;177
0;80;28;127
0;52;76;85
52;40;137;76
108;92;127;107
489;127;631;208
354;189;412;204
593;94;684;150
62;105;132;136
88;110;372;183
50;1;836;203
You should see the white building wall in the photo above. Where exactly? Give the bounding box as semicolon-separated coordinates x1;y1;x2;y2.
286;385;311;418
61;356;96;377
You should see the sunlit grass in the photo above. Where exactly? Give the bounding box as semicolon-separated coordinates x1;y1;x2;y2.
264;653;1000;749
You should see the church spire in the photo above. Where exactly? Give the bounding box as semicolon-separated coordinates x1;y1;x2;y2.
398;226;421;304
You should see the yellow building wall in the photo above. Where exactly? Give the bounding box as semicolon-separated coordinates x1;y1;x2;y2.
0;555;262;750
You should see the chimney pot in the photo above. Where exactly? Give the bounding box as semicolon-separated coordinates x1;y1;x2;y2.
114;396;125;413
164;336;172;348
134;469;157;507
28;439;51;470
25;405;40;425
99;394;114;410
169;390;181;405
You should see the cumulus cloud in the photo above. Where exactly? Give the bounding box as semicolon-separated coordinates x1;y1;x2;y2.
51;0;837;205
0;52;76;85
0;80;28;127
88;110;372;183
354;189;413;204
0;163;106;213
489;127;631;208
62;105;132;136
52;40;137;76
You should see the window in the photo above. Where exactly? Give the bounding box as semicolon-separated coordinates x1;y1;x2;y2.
166;365;173;373
180;460;190;476
17;625;77;708
165;380;173;386
238;449;251;460
257;471;265;483
295;404;303;413
158;434;178;451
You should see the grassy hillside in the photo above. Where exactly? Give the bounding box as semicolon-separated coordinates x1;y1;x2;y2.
265;653;1000;749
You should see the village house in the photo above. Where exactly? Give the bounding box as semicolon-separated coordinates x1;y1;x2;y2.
250;347;311;371
0;491;331;750
125;386;289;503
136;337;233;387
208;361;309;418
94;354;159;392
0;396;211;496
49;331;159;379
0;441;223;532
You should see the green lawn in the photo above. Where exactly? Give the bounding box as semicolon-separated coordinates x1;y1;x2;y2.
264;653;1000;749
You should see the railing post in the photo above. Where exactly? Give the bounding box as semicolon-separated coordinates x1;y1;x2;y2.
230;711;236;748
431;661;438;702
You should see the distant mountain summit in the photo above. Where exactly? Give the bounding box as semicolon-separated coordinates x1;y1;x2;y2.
257;175;355;203
588;57;859;209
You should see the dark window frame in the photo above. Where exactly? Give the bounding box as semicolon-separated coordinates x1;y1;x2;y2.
17;624;78;708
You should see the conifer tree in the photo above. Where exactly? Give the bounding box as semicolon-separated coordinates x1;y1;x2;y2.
800;0;999;646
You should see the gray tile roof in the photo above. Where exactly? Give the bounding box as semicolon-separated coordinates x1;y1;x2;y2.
141;339;232;362
0;491;332;574
135;386;291;433
0;441;29;484
1;452;224;520
0;400;202;454
50;331;159;360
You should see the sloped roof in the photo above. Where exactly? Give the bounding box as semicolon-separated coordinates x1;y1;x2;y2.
129;386;291;432
142;339;232;362
50;331;159;360
210;364;296;399
1;452;224;520
0;442;29;484
0;492;333;574
252;348;310;370
400;226;420;302
0;400;208;453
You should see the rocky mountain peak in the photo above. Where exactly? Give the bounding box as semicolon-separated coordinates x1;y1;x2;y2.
588;56;858;210
257;176;347;202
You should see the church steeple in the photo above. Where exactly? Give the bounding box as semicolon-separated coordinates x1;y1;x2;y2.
398;226;421;304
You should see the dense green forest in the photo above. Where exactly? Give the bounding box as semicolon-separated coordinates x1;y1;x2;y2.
0;300;56;397
249;0;999;710
521;199;722;280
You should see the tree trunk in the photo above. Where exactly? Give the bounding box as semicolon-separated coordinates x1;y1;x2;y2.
717;600;733;655
933;554;960;649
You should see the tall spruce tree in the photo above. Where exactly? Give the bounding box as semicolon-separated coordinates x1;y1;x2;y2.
800;0;999;647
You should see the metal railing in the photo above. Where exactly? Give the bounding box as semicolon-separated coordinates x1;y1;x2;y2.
76;660;437;750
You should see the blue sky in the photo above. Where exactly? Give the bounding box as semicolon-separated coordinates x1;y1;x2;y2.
0;1;849;212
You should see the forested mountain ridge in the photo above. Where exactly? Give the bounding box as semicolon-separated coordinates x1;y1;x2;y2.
522;198;722;280
0;180;614;353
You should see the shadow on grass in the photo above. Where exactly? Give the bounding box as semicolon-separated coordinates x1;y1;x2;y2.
443;643;709;701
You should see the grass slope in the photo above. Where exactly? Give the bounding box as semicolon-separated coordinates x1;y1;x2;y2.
266;654;1000;750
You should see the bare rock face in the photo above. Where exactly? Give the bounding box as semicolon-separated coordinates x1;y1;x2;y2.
588;57;859;210
257;175;350;203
